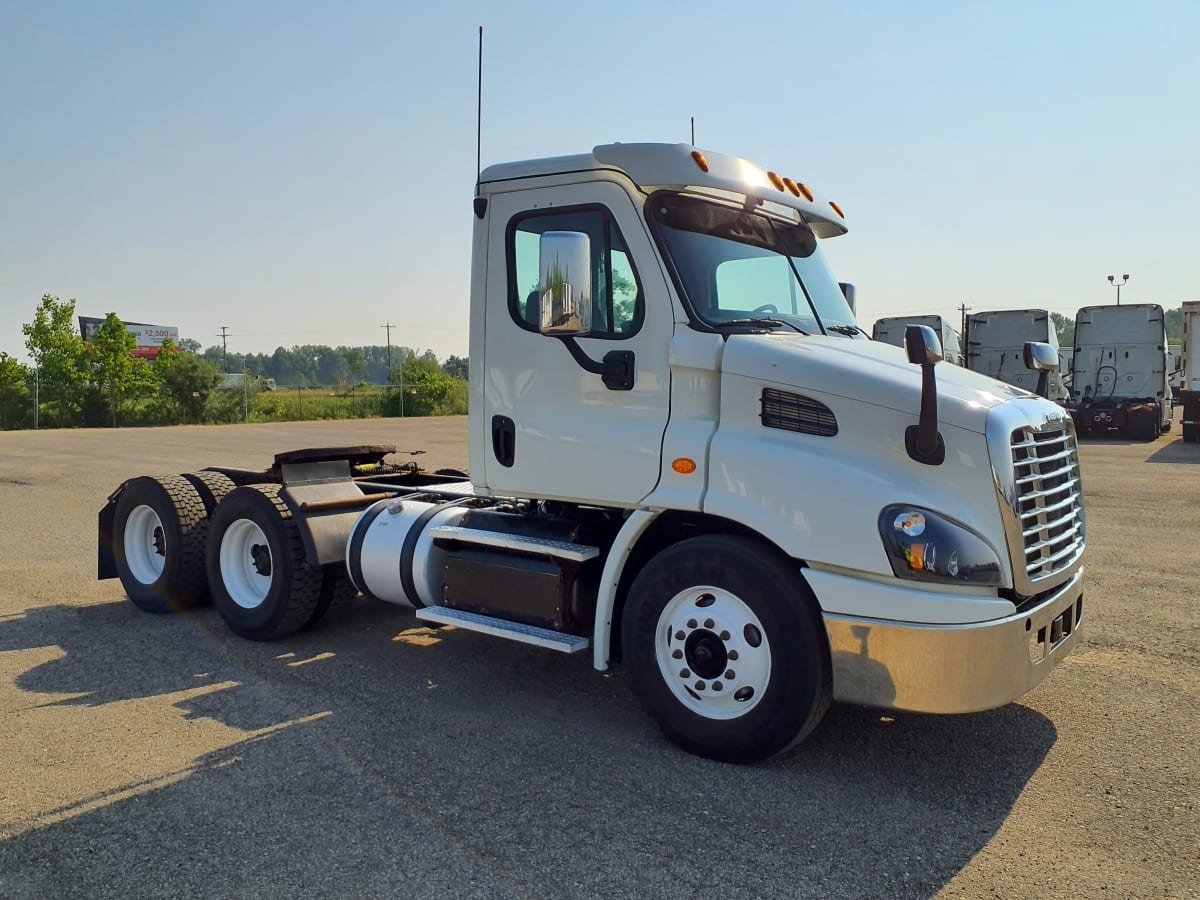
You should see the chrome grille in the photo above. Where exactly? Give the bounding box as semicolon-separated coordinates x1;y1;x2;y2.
1010;423;1085;581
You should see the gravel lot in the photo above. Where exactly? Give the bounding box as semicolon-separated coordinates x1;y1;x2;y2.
1;418;1196;899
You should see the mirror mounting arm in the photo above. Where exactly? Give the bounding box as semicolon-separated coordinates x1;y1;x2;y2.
904;324;946;466
558;337;635;391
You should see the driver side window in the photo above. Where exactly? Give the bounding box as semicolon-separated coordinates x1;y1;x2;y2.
508;206;644;339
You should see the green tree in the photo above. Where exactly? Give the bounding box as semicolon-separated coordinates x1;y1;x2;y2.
22;295;86;426
159;352;223;423
83;313;154;426
1050;312;1074;348
442;354;469;380
0;353;31;430
391;356;462;416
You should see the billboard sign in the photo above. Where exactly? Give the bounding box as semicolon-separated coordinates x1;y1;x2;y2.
79;317;180;359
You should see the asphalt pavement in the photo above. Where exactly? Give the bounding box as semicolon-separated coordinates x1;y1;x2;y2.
0;418;1196;899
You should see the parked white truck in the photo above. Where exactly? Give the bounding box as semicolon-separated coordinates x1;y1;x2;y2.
1178;301;1200;442
965;309;1069;403
98;143;1085;763
872;315;964;365
1068;303;1172;440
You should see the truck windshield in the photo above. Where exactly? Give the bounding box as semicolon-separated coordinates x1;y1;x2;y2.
648;191;861;337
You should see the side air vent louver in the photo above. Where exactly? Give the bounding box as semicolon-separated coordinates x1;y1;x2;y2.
760;388;838;437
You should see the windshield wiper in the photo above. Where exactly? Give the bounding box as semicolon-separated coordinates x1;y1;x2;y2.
827;323;867;337
713;317;809;335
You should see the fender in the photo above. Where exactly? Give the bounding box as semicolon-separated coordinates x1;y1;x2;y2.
592;509;658;670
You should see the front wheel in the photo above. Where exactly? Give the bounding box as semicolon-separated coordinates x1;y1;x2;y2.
622;536;831;763
206;484;324;640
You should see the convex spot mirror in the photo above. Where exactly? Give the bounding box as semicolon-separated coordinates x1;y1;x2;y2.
904;324;943;366
1023;341;1059;372
538;231;592;337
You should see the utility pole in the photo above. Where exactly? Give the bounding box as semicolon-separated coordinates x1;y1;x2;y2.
218;326;231;372
1107;274;1129;305
381;322;395;382
960;302;971;356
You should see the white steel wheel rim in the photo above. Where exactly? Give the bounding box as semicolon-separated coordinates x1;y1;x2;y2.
655;585;772;720
124;505;167;585
220;519;273;610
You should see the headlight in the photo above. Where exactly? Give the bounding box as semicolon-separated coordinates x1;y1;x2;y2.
878;505;1003;586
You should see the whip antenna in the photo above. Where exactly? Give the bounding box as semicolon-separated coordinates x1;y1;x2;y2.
475;26;483;196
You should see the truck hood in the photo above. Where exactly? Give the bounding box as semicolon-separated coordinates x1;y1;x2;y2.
723;332;1030;434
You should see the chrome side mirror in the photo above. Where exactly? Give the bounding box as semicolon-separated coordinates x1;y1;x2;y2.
1024;341;1059;399
1023;341;1059;372
538;231;592;336
905;325;943;366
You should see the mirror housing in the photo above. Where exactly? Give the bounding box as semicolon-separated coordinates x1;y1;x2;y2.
905;324;944;366
839;282;856;315
538;231;592;336
1023;341;1059;399
1023;341;1059;372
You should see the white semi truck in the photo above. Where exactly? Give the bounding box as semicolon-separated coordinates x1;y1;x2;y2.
1068;303;1172;440
1178;301;1200;442
872;315;964;365
98;143;1085;763
965;309;1069;403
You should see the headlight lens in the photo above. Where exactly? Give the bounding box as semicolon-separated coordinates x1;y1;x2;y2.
878;505;1003;586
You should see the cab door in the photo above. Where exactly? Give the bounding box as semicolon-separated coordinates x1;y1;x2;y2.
482;180;673;505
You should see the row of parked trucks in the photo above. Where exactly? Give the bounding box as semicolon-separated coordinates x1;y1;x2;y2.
874;304;1182;442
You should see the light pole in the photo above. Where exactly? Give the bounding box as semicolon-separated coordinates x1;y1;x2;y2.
1107;274;1129;305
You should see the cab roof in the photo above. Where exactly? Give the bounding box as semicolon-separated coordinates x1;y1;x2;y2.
477;142;848;238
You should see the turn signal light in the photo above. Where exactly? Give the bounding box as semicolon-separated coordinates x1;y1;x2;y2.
672;458;697;474
691;150;709;172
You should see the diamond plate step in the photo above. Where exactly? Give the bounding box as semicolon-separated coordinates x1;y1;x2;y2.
415;606;591;654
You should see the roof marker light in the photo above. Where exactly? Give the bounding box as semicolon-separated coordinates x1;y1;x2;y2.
782;177;801;197
767;171;785;192
829;200;845;218
691;151;709;172
797;182;814;202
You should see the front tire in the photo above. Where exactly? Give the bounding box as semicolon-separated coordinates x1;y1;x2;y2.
206;484;323;640
622;536;831;764
113;475;209;613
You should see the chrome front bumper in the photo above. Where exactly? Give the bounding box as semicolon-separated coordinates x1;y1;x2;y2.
822;569;1083;714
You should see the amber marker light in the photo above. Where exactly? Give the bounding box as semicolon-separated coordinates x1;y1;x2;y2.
767;170;785;191
672;458;697;474
797;182;814;202
691;150;709;172
782;177;801;197
830;200;845;218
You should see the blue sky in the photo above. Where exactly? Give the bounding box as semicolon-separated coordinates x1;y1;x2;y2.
2;0;1197;364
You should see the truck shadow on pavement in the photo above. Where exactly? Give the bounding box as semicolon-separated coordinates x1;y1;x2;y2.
0;599;1058;900
1146;439;1200;464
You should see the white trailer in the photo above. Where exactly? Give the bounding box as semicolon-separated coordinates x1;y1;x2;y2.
872;315;963;365
965;309;1069;403
98;143;1084;763
1069;303;1172;440
1178;301;1200;442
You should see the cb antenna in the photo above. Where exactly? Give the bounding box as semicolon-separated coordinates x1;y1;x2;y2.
691;116;695;146
475;26;483;196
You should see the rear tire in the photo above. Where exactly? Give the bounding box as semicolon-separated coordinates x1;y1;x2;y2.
305;566;359;629
182;470;236;516
206;484;323;640
113;475;209;613
622;535;831;764
1184;423;1198;443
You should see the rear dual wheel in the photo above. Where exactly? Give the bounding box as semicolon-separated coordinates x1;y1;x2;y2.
206;484;355;640
113;475;209;613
